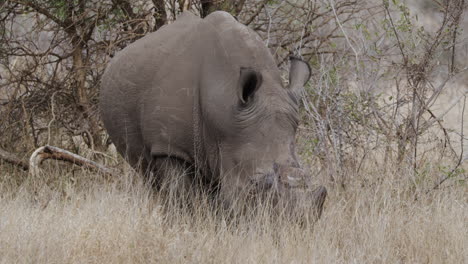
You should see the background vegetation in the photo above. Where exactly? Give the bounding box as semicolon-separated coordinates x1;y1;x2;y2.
0;0;467;263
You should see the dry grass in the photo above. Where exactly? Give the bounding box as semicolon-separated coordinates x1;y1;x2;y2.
1;1;467;263
0;163;466;264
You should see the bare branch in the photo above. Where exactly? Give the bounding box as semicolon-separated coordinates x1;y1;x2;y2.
29;145;119;177
427;95;467;193
0;147;29;170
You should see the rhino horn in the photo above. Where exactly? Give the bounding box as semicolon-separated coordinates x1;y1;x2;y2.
269;165;327;221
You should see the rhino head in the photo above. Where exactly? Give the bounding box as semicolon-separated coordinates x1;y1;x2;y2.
198;56;327;220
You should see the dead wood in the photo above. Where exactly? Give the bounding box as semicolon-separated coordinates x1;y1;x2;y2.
0;147;29;171
29;145;119;177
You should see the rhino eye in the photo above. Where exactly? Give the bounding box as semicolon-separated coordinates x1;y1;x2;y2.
239;67;263;104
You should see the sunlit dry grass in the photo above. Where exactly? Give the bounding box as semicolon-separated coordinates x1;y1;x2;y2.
0;163;466;263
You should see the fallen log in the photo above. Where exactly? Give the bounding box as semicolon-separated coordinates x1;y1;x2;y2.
29;145;119;177
0;147;29;170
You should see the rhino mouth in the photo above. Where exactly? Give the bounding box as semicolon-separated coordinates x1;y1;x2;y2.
252;163;313;190
250;166;327;220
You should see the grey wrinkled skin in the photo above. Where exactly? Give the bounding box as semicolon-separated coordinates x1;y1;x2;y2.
100;11;326;220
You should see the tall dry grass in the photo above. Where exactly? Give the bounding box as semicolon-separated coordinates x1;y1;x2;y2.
0;161;466;263
1;2;467;262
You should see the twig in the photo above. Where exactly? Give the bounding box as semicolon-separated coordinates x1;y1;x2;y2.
427;95;466;193
264;4;272;47
296;1;312;54
449;0;464;73
47;91;58;145
245;0;269;26
329;0;359;74
383;0;407;65
426;108;458;159
423;89;468;131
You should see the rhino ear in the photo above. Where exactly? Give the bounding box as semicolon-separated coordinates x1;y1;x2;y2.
288;56;311;93
238;67;263;105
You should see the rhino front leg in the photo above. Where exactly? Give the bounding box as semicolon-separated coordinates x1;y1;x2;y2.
148;157;194;200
